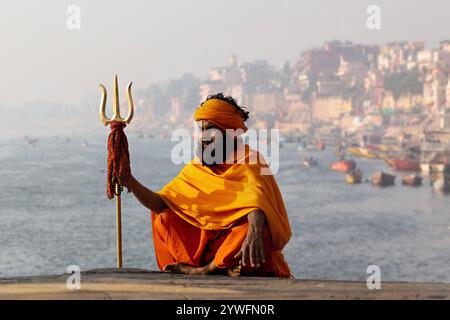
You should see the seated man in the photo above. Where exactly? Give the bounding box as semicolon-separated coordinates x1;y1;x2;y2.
122;93;292;278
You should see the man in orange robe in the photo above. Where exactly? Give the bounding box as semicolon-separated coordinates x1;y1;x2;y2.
122;93;292;278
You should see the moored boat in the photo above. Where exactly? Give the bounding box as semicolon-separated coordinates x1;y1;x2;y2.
372;171;396;187
393;159;420;171
316;140;326;151
303;156;318;167
380;150;403;166
422;163;449;175
431;163;447;173
330;160;356;173
433;175;450;193
346;169;362;184
401;174;423;186
335;149;345;159
420;163;430;175
377;144;401;152
346;147;363;157
384;157;395;167
347;147;379;159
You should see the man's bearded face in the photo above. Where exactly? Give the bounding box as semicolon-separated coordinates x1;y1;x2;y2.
196;120;233;167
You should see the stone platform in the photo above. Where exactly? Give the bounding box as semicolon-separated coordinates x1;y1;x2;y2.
0;268;448;300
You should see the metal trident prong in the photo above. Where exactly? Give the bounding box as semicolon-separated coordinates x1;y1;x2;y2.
99;75;134;126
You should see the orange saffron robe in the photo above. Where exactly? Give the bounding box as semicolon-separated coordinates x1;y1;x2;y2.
151;146;292;278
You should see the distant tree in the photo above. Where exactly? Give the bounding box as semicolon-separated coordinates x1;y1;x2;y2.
338;85;364;100
384;70;422;100
301;86;316;102
281;61;292;86
300;77;317;102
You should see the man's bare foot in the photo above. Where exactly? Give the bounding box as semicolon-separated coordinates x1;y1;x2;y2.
227;264;242;277
163;261;217;275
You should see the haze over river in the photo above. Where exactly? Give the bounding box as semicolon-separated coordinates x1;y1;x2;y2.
1;134;450;282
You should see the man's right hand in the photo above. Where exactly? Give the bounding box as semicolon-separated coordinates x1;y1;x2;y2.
119;174;133;192
234;210;267;269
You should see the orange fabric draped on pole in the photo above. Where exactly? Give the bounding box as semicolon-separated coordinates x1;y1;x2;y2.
106;121;131;199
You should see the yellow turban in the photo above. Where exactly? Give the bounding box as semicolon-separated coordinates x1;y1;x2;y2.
194;99;248;133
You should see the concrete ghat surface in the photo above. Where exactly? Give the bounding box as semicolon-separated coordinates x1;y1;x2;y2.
0;268;449;300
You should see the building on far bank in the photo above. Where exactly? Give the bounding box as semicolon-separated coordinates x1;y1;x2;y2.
336;55;367;86
378;42;424;73
446;80;450;108
312;96;352;124
245;93;279;115
364;70;384;108
316;79;342;97
199;80;226;102
420;110;450;171
440;40;450;52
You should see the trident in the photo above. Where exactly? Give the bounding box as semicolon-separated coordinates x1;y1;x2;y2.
99;75;134;269
99;75;134;125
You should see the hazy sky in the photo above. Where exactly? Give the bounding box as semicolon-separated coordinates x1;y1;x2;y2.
1;0;450;106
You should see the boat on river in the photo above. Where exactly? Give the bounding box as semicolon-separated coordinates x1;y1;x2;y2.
393;159;420;171
347;147;379;159
372;171;396;187
316;140;326;151
330;160;356;173
433;175;450;193
346;169;362;184
402;174;423;186
303;156;318;167
421;163;448;175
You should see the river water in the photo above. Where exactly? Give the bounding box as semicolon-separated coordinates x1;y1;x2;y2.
1;134;450;282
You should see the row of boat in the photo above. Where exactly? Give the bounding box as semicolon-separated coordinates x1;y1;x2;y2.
348;146;422;170
370;171;424;187
330;159;439;188
347;145;448;175
299;139;450;192
329;154;449;191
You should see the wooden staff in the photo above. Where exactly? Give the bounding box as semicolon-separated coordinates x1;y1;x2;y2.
99;75;134;269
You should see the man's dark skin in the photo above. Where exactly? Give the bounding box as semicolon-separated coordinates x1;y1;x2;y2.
120;120;267;276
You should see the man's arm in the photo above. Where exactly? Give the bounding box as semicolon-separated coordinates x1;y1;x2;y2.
121;175;168;213
234;210;267;268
